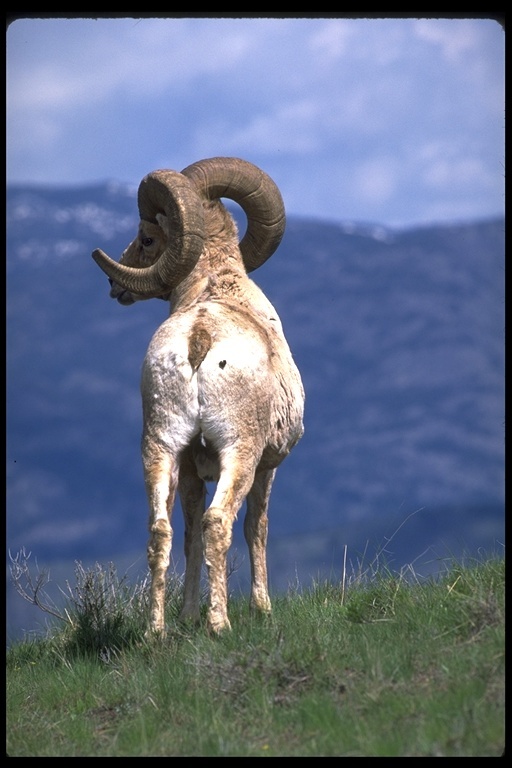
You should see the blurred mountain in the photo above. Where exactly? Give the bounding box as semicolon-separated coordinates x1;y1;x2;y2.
6;183;505;639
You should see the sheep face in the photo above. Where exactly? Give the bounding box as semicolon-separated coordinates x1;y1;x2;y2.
109;216;169;305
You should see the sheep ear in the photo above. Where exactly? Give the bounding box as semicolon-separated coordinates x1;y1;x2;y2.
155;212;169;236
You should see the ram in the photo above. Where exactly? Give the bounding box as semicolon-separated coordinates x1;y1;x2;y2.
92;157;304;633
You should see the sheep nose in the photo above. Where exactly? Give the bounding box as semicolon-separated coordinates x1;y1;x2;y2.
108;279;119;299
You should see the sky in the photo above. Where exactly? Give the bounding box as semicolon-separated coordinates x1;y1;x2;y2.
6;14;505;229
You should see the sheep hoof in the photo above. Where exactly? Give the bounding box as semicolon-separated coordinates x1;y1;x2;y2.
207;615;232;635
178;610;201;626
144;625;167;641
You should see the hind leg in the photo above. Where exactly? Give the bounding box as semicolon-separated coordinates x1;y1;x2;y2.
202;450;259;633
144;450;178;635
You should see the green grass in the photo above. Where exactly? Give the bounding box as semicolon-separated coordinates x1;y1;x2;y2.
6;555;505;756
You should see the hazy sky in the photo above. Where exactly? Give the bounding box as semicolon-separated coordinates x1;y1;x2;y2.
6;14;504;228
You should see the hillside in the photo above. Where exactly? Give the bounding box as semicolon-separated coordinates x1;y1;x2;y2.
6;559;505;756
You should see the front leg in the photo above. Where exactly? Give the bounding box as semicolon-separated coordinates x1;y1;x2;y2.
178;447;206;624
244;468;275;614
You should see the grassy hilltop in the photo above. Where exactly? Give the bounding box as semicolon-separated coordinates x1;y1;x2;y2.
6;555;505;757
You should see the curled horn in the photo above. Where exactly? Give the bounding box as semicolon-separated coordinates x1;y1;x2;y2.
92;170;205;296
181;157;286;272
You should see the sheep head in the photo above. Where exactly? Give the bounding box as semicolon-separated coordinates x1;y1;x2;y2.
92;169;205;301
106;217;171;304
92;158;286;299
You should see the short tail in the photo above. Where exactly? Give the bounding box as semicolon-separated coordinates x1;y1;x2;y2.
188;322;212;371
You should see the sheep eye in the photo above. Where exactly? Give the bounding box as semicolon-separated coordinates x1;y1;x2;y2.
142;237;153;247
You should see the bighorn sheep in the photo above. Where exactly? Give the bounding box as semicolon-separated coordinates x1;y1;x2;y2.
92;157;304;633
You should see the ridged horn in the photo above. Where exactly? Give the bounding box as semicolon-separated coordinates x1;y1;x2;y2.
181;157;286;272
92;170;205;296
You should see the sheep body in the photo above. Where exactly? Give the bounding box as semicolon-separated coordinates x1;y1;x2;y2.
92;159;304;633
142;298;303;476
